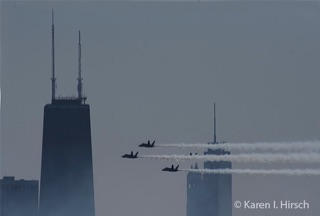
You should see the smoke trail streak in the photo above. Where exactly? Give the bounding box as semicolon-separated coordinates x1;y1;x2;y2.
140;153;320;163
180;168;320;176
157;141;320;152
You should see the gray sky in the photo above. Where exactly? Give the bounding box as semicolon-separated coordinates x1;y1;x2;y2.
1;1;320;216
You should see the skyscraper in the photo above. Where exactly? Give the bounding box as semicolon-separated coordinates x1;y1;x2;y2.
0;176;38;216
39;12;95;216
187;103;232;216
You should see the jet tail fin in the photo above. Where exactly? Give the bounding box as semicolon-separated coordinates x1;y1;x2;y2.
152;141;155;146
175;165;179;170
135;152;139;157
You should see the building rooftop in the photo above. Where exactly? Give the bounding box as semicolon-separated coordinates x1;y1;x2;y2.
1;176;38;184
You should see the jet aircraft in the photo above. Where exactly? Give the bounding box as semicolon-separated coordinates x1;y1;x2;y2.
162;165;179;172
139;140;155;148
122;151;138;159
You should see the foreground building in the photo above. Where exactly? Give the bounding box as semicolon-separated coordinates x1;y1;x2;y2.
0;176;38;216
39;12;95;216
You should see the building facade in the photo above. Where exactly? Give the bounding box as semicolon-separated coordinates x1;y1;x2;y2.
39;99;95;216
187;149;232;216
0;176;38;216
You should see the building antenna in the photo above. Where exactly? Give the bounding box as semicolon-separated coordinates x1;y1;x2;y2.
77;30;83;101
51;10;56;102
214;102;217;143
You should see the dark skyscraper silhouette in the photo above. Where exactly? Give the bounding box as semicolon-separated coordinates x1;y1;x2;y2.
187;103;232;216
1;176;39;216
39;11;95;216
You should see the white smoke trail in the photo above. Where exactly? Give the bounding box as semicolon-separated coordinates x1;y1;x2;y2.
157;141;320;152
140;153;320;163
181;168;320;176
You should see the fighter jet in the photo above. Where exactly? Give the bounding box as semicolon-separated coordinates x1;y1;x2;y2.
139;140;155;148
162;165;179;172
122;151;138;159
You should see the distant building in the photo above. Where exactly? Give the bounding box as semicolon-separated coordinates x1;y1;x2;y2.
187;103;232;216
187;150;232;216
0;176;38;216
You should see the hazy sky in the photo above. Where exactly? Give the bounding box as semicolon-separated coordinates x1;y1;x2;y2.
1;1;320;216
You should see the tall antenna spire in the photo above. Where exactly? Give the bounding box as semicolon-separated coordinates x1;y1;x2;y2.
214;102;217;143
51;10;56;102
77;30;83;101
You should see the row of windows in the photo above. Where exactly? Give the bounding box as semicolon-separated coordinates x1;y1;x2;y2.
1;185;38;190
